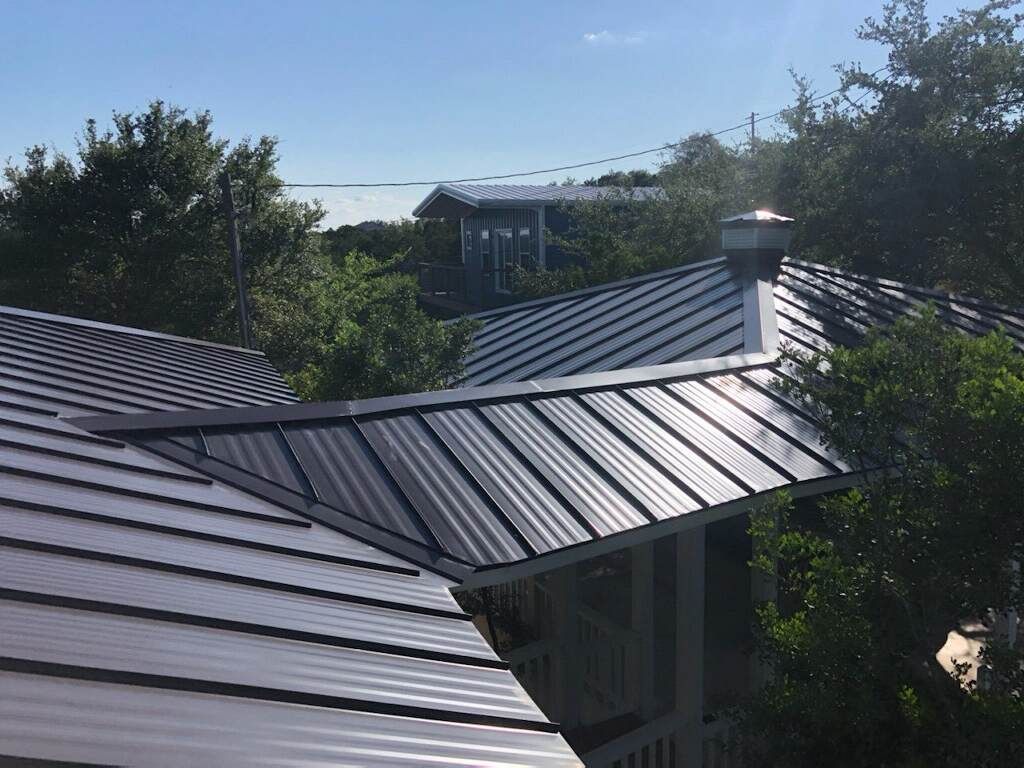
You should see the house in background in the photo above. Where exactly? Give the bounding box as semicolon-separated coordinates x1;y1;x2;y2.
413;183;662;314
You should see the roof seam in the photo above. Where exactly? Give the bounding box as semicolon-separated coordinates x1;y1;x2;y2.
0;495;419;576
0;589;507;670
413;407;537;559
0;657;557;733
522;395;659;525
0;536;464;621
0;304;269;356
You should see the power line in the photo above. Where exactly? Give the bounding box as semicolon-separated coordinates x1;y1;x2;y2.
268;65;889;190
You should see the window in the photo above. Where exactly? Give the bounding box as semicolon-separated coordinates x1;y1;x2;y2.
518;227;532;263
479;229;490;264
464;228;473;261
495;229;513;292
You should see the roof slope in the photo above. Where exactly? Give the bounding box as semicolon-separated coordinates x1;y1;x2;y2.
460;258;744;386
462;258;1024;385
0;304;299;416
413;183;662;218
74;259;1024;579
0;336;578;764
77;354;855;574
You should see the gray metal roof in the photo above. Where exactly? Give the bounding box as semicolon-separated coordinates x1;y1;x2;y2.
0;345;578;764
74;258;1024;581
0;304;299;416
460;257;745;386
413;183;663;218
77;353;855;574
461;257;1024;385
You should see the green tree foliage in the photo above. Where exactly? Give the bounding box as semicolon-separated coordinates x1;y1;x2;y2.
739;311;1024;767
0;102;475;399
780;0;1024;303
522;0;1024;303
322;218;459;266
287;252;479;400
515;135;780;297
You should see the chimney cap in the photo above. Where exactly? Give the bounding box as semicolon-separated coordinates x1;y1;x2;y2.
720;210;794;228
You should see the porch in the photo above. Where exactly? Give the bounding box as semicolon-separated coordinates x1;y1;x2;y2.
465;514;766;767
417;262;523;315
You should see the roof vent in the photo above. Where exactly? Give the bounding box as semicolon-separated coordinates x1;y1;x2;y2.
720;210;793;275
720;211;792;355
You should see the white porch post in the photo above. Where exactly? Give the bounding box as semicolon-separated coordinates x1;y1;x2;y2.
555;563;581;729
675;526;706;767
632;541;657;720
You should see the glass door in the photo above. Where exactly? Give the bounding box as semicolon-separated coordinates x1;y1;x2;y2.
494;228;514;292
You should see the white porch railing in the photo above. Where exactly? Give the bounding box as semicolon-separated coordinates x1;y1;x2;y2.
503;637;561;717
581;713;740;768
497;578;644;723
578;603;643;722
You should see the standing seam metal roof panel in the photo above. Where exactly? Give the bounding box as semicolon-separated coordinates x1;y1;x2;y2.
460;259;744;386
0;377;577;764
0;306;299;415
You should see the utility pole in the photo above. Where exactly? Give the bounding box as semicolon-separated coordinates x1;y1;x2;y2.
219;172;252;349
749;111;757;145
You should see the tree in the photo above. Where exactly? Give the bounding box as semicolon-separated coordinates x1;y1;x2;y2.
515;133;780;297
581;169;660;187
739;311;1024;767
0;101;334;372
287;252;479;400
322;217;459;266
776;0;1024;303
0;102;477;400
520;1;1024;303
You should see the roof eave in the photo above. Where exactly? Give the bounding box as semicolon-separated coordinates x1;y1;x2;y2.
412;184;480;219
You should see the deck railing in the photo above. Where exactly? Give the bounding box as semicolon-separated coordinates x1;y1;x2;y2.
581;713;740;768
417;262;467;302
417;262;522;308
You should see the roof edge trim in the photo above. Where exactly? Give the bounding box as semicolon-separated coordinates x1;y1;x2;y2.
69;352;777;434
458;469;886;589
411;184;480;217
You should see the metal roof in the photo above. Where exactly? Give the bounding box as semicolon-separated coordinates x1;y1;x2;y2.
0;339;578;765
73;258;1024;582
0;304;299;416
721;210;794;223
413;183;663;218
461;257;1024;385
459;257;745;386
76;353;856;576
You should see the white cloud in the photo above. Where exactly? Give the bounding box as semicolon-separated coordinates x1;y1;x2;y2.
289;189;422;228
582;30;645;46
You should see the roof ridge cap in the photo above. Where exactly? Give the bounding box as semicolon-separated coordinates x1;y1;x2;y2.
69;352;777;434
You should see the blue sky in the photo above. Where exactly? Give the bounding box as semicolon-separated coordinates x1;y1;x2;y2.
1;0;963;226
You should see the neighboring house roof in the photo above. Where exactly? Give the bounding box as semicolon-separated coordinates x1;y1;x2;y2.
0;321;579;765
0;305;299;416
459;258;1024;386
413;183;663;218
